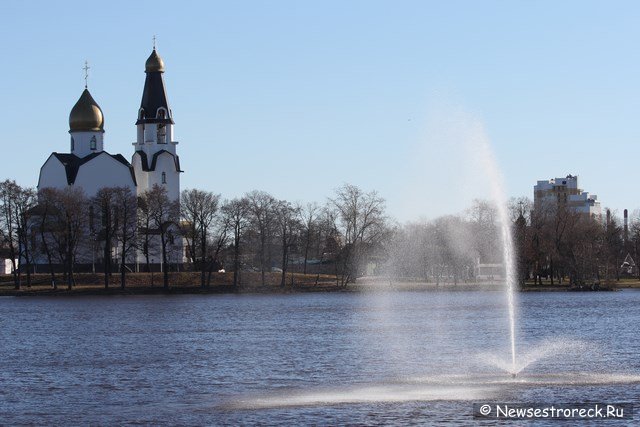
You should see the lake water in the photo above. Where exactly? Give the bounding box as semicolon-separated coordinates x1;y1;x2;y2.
1;289;639;425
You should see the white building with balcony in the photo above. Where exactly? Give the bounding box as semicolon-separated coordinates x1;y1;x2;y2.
534;175;601;216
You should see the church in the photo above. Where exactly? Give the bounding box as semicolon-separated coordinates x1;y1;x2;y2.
38;47;182;201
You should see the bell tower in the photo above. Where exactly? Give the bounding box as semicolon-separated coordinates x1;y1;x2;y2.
131;45;182;201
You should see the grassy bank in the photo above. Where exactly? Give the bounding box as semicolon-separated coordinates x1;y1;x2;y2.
0;272;344;296
521;277;640;291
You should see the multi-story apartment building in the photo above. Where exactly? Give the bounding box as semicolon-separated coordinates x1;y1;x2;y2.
534;175;601;216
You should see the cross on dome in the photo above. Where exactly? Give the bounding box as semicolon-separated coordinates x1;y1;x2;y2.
83;61;90;89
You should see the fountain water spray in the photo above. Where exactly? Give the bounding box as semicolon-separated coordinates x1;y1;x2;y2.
473;121;518;375
477;338;593;376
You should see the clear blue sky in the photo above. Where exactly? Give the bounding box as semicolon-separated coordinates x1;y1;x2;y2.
2;1;639;221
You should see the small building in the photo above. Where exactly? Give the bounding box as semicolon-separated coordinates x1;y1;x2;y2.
620;253;637;276
1;246;14;275
475;261;504;281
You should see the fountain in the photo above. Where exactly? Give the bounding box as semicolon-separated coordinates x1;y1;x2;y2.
222;110;640;413
473;120;518;377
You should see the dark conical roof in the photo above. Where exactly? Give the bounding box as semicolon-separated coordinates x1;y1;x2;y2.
137;49;173;125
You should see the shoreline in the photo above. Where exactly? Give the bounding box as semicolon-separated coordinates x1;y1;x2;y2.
0;271;348;297
2;272;635;297
1;277;632;297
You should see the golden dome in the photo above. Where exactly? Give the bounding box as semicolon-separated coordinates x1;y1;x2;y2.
69;88;104;132
145;49;165;73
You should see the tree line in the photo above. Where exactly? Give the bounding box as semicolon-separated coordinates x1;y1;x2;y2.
386;197;636;287
0;181;387;291
1;179;636;291
512;198;634;287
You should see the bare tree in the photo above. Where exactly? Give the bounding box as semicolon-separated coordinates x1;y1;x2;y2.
0;180;21;288
467;199;500;264
112;187;138;289
532;201;602;286
508;196;533;223
529;203;550;285
45;188;89;289
35;188;58;288
318;207;342;286
513;210;528;286
14;185;36;287
140;185;180;289
299;202;319;275
246;190;277;286
93;188;118;289
181;208;198;266
181;188;221;287
328;183;387;286
136;194;156;273
629;212;640;279
275;200;300;287
205;212;231;286
221;197;249;287
601;210;624;283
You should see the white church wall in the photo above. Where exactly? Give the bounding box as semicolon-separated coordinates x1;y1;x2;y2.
135;235;183;268
147;153;180;201
74;154;136;197
70;131;104;158
29;230;140;270
144;125;156;144
166;123;174;146
38;156;71;191
4;259;17;275
131;153;148;191
167;139;177;155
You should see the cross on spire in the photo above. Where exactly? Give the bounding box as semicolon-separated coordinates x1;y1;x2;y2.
83;60;90;89
153;35;157;50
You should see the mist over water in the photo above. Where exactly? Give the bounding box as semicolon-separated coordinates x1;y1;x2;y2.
399;103;507;221
401;107;520;372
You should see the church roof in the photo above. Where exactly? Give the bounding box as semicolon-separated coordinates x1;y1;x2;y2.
69;89;104;132
50;152;137;186
136;49;174;125
135;150;182;173
145;49;165;73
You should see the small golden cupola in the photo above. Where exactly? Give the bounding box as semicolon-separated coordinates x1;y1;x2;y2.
69;88;104;132
145;49;165;73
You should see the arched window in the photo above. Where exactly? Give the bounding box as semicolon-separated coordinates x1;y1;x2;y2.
157;124;166;143
71;137;75;151
157;108;166;119
138;108;145;120
90;135;97;150
161;172;167;184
